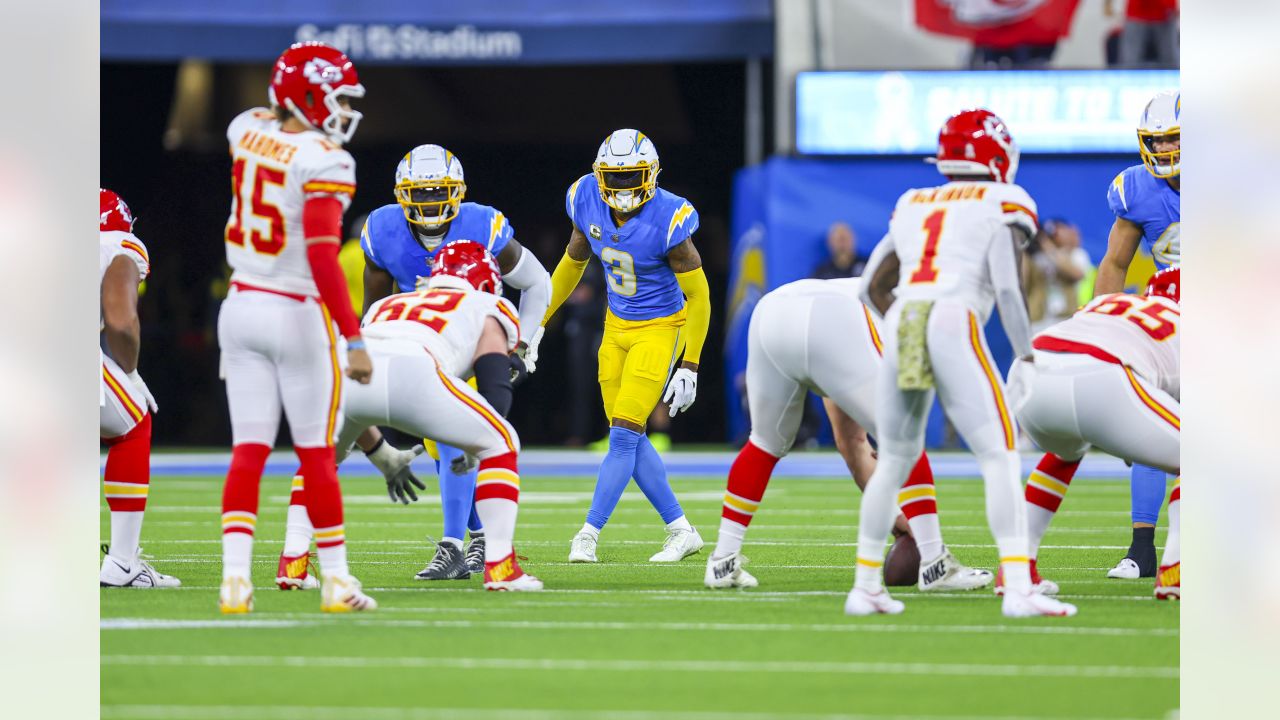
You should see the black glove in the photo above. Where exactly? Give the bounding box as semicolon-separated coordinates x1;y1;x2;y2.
509;352;530;387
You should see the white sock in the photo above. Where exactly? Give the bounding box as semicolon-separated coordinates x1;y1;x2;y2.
579;522;600;539
283;503;313;556
1026;504;1054;559
666;515;692;533
713;518;747;559
855;453;914;592
906;511;944;565
441;537;463;550
109;511;144;562
222;533;253;580
317;543;349;579
978;449;1031;593
478;499;518;561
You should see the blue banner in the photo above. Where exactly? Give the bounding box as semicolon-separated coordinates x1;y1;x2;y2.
101;0;773;64
796;70;1179;155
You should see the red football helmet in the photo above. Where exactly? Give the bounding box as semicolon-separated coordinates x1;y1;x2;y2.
268;42;365;145
1146;265;1180;304
430;240;503;295
931;108;1020;183
100;188;134;232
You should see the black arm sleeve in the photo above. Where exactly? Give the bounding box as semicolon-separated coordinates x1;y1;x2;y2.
472;353;514;417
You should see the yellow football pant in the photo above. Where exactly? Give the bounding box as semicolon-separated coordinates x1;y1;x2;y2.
598;309;686;427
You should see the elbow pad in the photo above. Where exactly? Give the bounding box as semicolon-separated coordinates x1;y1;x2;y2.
473;353;514;416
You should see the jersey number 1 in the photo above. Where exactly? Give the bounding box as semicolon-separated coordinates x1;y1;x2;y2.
908;209;945;284
226;158;286;256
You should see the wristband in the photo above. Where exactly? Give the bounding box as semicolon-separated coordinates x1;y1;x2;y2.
364;436;386;456
347;338;367;351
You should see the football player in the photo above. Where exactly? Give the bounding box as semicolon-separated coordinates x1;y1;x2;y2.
847;109;1076;618
1004;267;1180;600
542;129;710;563
277;144;551;584
1095;90;1181;580
706;276;992;592
218;42;374;614
99;189;179;588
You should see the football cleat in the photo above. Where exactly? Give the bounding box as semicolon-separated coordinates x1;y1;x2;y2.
320;574;377;612
844;587;906;616
484;551;544;592
100;546;181;588
649;526;704;562
705;552;759;589
219;575;253;614
276;552;319;590
1107;557;1142;580
994;558;1059;596
1154;562;1180;600
918;550;993;592
1002;590;1077;618
414;541;471;581
568;531;599;563
464;535;486;575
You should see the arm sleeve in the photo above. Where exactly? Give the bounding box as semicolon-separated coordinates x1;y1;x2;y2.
542;251;589;326
502;247;552;343
472;353;514;416
303;197;362;339
988;225;1033;359
675;266;711;365
857;233;896;318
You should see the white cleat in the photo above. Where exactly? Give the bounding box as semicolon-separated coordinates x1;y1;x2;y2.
705;552;759;589
100;548;181;588
650;526;704;562
1002;590;1078;618
320;574;377;613
1107;557;1141;579
568;531;599;563
219;575;253;614
844;587;906;616
918;550;993;592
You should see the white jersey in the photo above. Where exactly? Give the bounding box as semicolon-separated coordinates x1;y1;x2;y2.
888;180;1037;321
224;108;356;296
1034;293;1180;400
361;285;520;378
768;276;865;306
99;230;150;285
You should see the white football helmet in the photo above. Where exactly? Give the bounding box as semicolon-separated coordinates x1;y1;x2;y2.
394;144;466;242
1138;90;1180;178
593;129;660;213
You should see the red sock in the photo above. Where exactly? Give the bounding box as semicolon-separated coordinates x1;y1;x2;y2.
722;440;780;527
1025;453;1080;513
897;453;937;520
222;443;270;536
103;413;152;513
476;452;520;562
297;446;348;577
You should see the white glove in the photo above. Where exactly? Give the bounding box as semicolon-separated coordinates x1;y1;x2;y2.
450;452;479;475
663;367;698;417
516;326;545;374
126;370;158;414
367;440;427;505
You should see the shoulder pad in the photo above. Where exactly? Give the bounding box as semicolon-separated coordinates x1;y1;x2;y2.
664;196;699;249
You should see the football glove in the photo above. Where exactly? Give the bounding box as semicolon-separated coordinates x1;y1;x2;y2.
126;370;158;414
367;439;427;505
515;326;544;375
450;452;479;476
663;367;698;417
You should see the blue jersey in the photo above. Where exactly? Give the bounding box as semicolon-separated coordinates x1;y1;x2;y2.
361;202;514;293
1106;165;1180;268
565;173;698;321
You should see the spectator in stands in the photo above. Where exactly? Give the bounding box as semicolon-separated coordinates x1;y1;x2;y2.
1023;218;1094;335
811;222;865;279
1107;0;1179;68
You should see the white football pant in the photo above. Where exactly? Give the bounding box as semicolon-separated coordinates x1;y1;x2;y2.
101;352;148;439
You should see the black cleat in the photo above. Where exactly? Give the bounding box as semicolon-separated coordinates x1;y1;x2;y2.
464;534;486;575
414;542;470;580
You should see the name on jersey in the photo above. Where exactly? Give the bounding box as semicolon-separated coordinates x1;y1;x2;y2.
237;130;299;165
908;186;988;204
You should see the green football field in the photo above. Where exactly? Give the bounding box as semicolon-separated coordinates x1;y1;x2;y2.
100;463;1178;720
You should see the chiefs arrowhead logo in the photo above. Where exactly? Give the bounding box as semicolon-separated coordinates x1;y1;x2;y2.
303;58;345;86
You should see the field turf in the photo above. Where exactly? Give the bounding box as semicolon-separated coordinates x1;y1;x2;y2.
100;458;1178;720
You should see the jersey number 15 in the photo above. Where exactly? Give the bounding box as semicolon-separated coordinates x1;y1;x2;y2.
226;158;286;256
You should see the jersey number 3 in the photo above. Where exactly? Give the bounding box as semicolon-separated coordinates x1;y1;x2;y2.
226;158;286;256
908;209;945;284
601;247;637;296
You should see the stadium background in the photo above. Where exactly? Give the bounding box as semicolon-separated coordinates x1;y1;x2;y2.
100;0;1178;449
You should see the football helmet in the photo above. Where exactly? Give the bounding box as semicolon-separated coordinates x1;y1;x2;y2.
100;188;134;232
930;108;1020;183
268;42;365;145
1138;90;1180;178
394;145;466;240
593;129;660;213
1146;265;1180;304
429;240;502;295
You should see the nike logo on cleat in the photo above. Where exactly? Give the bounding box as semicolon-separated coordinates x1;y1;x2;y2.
713;561;734;580
921;560;947;585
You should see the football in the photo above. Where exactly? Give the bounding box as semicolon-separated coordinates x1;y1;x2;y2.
883;532;921;587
